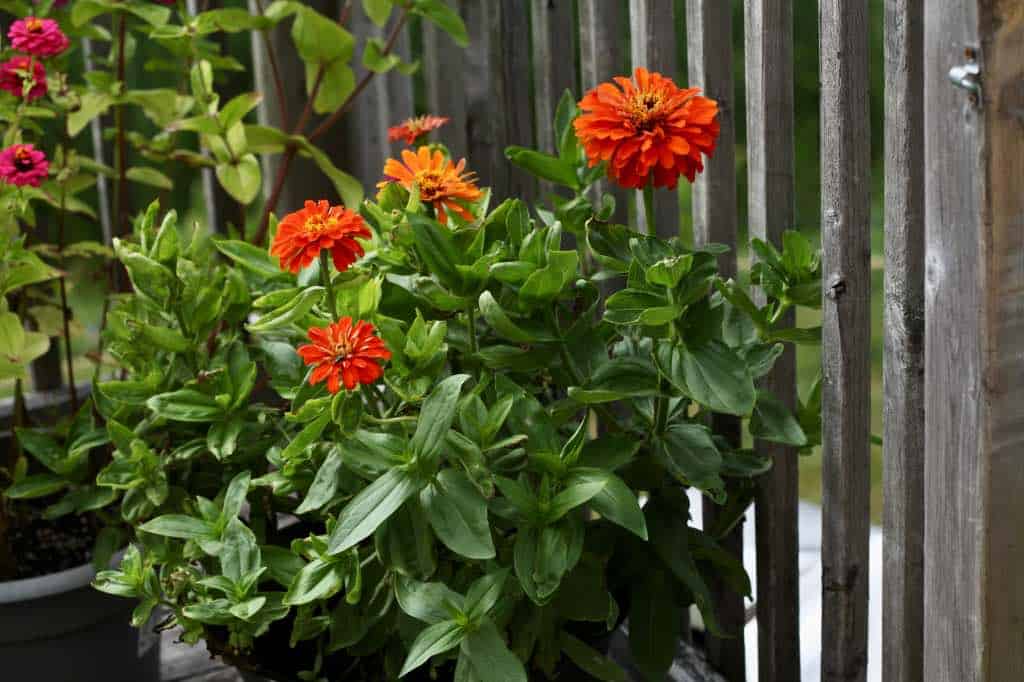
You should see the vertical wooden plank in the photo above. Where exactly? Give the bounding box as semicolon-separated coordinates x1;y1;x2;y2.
460;1;535;203
341;5;414;189
629;0;680;238
686;2;744;679
578;0;628;222
530;0;578;196
744;2;801;681
819;1;872;681
923;1;1024;680
421;6;469;160
882;1;925;681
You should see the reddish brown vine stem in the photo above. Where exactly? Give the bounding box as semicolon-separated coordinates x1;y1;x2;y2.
251;7;410;245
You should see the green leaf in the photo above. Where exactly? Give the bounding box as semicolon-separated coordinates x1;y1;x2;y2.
281;412;331;461
504;147;579;189
362;37;401;73
113;241;174;305
327;468;420;555
464;570;508;622
15;428;65;475
560;632;627;682
216;154;262;204
246;286;325;332
750;389;808;446
68;91;114;137
400;620;465;677
460;619;527;682
477;291;536;343
566;468;647;539
679;340;757;416
213;237;283;278
126;166;173;190
653;424;724;499
6;473;67;499
263;546;307;588
519;251;578;303
395;575;466;624
307;59;356;114
410;374;471;461
413;0;469;47
409;213;464;292
147;390;224;422
222;471;251;520
603;288;672;326
629;568;680;680
420;469;495;560
218;92;263;130
291;5;356;65
195;8;273;33
284;557;346;605
139;514;213;540
220;518;261;582
568;357;660;404
295;449;344;513
362;0;393;26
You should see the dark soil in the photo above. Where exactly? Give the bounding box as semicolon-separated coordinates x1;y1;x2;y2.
6;500;97;579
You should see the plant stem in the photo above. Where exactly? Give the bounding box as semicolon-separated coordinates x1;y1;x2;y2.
319;250;337;319
466;306;478;354
57;179;78;413
252;8;411;246
641;181;656;237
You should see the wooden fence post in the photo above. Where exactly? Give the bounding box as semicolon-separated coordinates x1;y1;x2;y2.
422;3;469;160
882;0;925;681
923;2;1024;680
744;1;801;680
686;1;744;679
578;0;628;222
530;0;577;199
819;1;872;680
630;0;680;238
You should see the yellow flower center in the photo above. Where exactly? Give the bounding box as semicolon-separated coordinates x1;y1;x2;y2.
303;214;337;235
332;339;353;363
13;147;33;171
626;91;665;131
415;169;448;201
25;18;44;32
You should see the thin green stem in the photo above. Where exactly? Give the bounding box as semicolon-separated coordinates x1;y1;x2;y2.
319;250;338;319
641;182;656;236
57;175;78;412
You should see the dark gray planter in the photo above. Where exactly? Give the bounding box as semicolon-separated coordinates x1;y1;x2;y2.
0;559;161;682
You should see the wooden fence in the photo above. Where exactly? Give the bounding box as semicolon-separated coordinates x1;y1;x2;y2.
7;1;1023;681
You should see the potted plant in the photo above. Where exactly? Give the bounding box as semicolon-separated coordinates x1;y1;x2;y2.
92;61;822;679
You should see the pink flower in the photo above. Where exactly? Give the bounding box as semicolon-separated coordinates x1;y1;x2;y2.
0;56;47;101
0;144;49;187
8;17;69;57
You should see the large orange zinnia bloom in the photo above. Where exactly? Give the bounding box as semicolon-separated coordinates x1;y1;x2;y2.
379;147;482;225
573;67;720;189
297;317;391;394
388;114;449;146
270;200;371;274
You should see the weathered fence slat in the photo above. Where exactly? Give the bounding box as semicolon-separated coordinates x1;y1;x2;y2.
578;0;628;222
685;1;744;678
819;1;872;680
421;3;469;161
923;1;1024;680
530;0;577;198
630;0;680;238
882;1;925;681
743;2;801;680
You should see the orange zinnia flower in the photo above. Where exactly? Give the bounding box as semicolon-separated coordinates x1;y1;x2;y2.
297;317;391;394
573;67;720;189
379;147;482;225
270;200;371;274
388;114;449;146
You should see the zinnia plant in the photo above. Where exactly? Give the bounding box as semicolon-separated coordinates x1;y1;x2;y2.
92;85;823;681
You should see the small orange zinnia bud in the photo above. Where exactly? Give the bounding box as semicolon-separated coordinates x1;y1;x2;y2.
379;147;482;226
270;200;371;274
297;317;391;394
388;114;449;146
573;67;720;189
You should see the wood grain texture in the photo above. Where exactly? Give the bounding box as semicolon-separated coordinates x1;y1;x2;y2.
421;3;469;161
819;1;872;681
630;0;680;238
685;2;744;678
530;0;578;186
341;5;414;188
461;1;536;204
923;1;1024;680
743;2;801;681
881;1;925;681
579;0;628;222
